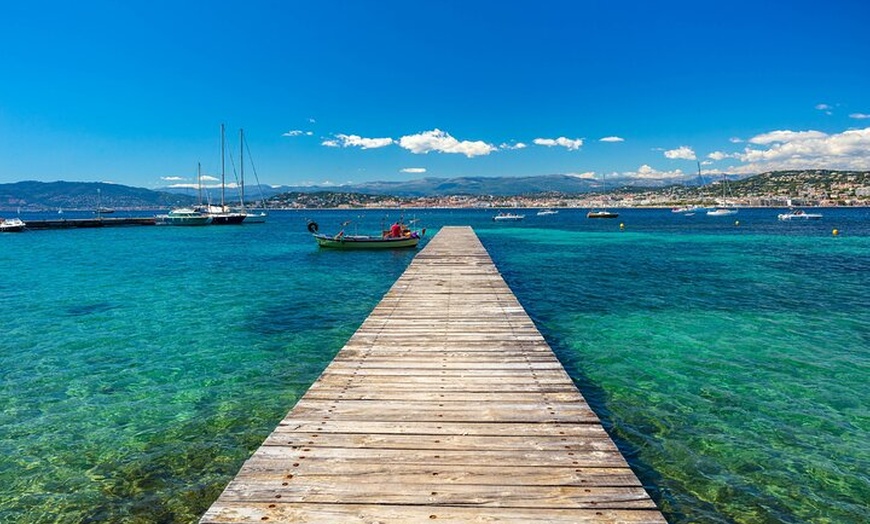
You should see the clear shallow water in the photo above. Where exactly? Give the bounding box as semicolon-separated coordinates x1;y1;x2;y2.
1;208;868;523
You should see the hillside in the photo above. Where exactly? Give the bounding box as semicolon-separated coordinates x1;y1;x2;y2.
652;170;870;204
0;181;196;211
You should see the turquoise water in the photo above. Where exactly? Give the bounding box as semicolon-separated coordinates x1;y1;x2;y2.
1;208;867;523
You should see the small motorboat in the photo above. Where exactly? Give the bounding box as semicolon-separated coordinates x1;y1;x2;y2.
778;208;822;221
536;208;558;216
0;217;26;232
587;210;619;219
706;207;738;216
493;212;525;221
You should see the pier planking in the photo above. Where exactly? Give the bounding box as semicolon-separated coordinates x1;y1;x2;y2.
201;226;665;523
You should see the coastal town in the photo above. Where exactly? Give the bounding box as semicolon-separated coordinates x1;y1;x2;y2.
268;170;870;209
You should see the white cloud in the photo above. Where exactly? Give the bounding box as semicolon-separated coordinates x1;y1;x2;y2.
400;168;426;173
730;137;744;144
533;137;584;150
161;176;185;181
729;127;870;173
283;130;304;137
815;103;833;115
566;171;596;179
500;142;527;150
326;133;394;149
398;129;496;157
707;151;734;161
749;129;827;145
168;179;237;190
599;136;625;143
664;146;696;160
200;175;219;182
849;113;870;120
631;164;686;180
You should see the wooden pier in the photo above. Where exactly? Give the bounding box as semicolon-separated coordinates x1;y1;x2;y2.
201;226;665;523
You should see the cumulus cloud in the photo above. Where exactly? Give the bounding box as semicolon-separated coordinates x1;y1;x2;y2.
729;137;744;144
749;130;827;145
500;142;527;150
533;137;584;150
400;167;427;173
664;146;696;160
815;103;832;111
631;164;686;179
729;127;870;173
599;136;625;143
399;129;496;157
323;133;394;149
707;151;734;161
850;113;870;120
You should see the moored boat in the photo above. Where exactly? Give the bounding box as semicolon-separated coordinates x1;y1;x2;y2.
706;207;738;216
778;208;823;220
307;220;423;249
586;210;619;219
242;210;267;224
707;173;738;216
157;208;213;226
672;205;705;214
493;212;525;221
193;204;246;224
587;171;618;219
536;209;558;216
0;217;26;232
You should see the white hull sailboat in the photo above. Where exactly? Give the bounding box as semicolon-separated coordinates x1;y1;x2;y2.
587;172;618;219
707;173;737;216
239;128;267;224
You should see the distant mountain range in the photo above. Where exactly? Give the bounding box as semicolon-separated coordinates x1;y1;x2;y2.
2;171;866;211
163;172;714;199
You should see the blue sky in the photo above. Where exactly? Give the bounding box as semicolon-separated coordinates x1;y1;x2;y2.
1;0;869;189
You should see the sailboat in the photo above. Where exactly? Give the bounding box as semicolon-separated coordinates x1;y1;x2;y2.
195;123;246;224
672;162;708;214
587;172;619;219
239;128;267;224
706;172;738;216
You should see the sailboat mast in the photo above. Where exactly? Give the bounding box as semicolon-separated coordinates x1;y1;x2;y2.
240;128;246;211
197;162;202;205
220;123;226;208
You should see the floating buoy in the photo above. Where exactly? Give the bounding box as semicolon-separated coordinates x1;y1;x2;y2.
307;221;319;233
734;220;740;226
619;223;625;230
832;228;839;236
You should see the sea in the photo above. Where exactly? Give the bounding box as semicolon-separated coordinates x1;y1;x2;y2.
1;207;867;524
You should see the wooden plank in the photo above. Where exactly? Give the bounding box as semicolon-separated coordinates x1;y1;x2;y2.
201;226;665;523
202;503;666;524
